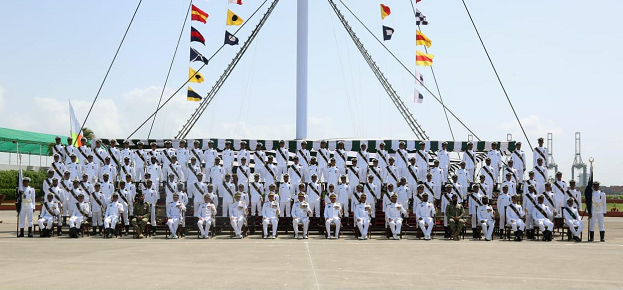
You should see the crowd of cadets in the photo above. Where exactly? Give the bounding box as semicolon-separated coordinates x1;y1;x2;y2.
16;135;607;241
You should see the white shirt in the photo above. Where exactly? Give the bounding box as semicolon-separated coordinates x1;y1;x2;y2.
105;201;124;217
416;202;435;219
166;201;186;218
197;202;217;219
324;202;343;219
291;201;312;219
386;203;407;220
262;200;280;218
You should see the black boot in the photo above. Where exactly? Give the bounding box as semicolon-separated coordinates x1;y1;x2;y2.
69;227;76;238
588;231;594;242
526;229;533;240
27;227;33;238
57;225;63;236
513;231;520;241
600;231;605;242
18;228;24;237
517;230;523;241
444;227;450;239
472;228;476;239
92;226;97;236
125;225;130;235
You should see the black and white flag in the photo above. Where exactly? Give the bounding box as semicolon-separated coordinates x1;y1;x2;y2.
415;9;429;25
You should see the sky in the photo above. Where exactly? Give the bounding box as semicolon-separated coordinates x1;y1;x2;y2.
0;0;622;185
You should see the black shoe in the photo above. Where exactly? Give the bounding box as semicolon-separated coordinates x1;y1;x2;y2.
93;227;97;236
517;230;523;241
574;236;581;242
600;231;605;242
18;228;24;237
588;231;594;242
27;227;33;238
57;226;63;236
125;225;130;235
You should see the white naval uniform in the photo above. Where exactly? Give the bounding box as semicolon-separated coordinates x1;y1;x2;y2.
396;185;411;212
218;181;236;217
467;191;484;228
51;161;67;181
539;191;556;220
437;149;450;181
486;149;502;182
264;163;279;186
203;147;218;173
191;182;208;217
504;167;520;186
356;150;370;177
386;202;407;237
63;145;79;165
104;201;124;229
405;164;419;192
19;186;36;228
77;146;92;165
376;150;390;176
90;190;105;227
69;201;90;229
324;202;343;238
589;190;606;232
563;206;583;237
278;182;293;217
506;203;525;232
58;179;73;217
533;146;549;168
117;189;131;226
297;148;311;174
461;149;477;181
99;164;117;183
307;181;322;217
185;162;203;199
501;181;517;197
497;192;512;229
221;148;235;174
395;148;411;178
207;165;224;188
262;200;280;237
176;147;190;168
134;149;148;181
523;191;538;230
51;144;65;162
334;148;347;175
229;200;248;237
165;162;185;183
197;202;216;237
336;184;350;217
38;200;60;230
316;148;331;181
552;180;568;217
524;179;541;200
477;204;495;240
289;163;305;192
82;162;99;183
347;166;362;189
415;201;435;238
143;188;158;226
292;201;312;236
510;149;526;180
567;188;582;211
66;162;82;182
252;150;267;182
248;181;264;217
164;181;178;204
275;147;290;178
92;147;109;167
384;165;400;189
236;164;251;192
532;203;554;232
354;202;372;238
160;148;176;169
533;165;548;191
166;201;186;235
363;182;378;218
189;147;205;166
324;165;339;188
430;167;443;200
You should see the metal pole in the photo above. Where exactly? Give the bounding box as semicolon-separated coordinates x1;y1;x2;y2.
296;0;308;140
39;144;42;167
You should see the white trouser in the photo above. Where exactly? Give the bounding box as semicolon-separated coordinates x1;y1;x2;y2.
525;211;534;229
480;219;494;240
589;214;605;231
250;201;262;216
221;198;232;217
309;201;321;218
135;166;145;181
418;217;434;237
498;207;506;231
231;216;246;236
471;214;478;228
150;204;157;225
442;212;448;226
508;219;525;232
122;206;129;226
280;201;291;217
325;218;341;237
197;217;213;236
370;200;376;218
167;217;181;235
343;200;351;218
566;219;583;237
69;216;84;228
535;218;553;232
387;218;403;236
104;215;120;229
91;210;103;226
293;217;310;235
38;216;55;230
356;217;370;238
263;217;278;237
277;167;287;181
19;209;34;228
223;165;233;175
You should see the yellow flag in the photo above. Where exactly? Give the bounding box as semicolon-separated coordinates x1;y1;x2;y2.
189;67;204;83
416;30;432;48
416;51;434;66
226;9;243;26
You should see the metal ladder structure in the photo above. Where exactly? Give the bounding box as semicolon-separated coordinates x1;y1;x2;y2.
327;0;429;140
175;0;280;139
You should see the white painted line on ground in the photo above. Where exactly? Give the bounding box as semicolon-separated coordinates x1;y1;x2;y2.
305;242;321;290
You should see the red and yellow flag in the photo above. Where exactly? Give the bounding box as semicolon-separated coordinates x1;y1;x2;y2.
191;5;209;23
416;30;432;47
380;4;391;19
416;51;434;66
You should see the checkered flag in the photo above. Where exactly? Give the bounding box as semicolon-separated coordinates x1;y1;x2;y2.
415;9;429;25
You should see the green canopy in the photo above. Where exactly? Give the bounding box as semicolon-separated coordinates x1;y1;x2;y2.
0;127;68;156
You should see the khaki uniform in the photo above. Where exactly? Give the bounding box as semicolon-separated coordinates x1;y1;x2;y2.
445;202;467;240
131;201;151;237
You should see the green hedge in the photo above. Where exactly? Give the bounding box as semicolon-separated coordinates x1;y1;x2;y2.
0;170;47;199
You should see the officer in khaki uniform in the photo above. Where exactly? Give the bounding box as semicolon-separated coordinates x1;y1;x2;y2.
131;192;151;239
446;194;467;241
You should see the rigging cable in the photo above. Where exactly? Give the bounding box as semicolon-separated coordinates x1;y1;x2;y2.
126;0;271;139
336;0;481;141
409;0;455;141
460;0;532;148
76;0;143;146
148;0;192;139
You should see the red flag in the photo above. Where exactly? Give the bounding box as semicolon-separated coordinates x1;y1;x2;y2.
191;5;209;23
380;4;391;19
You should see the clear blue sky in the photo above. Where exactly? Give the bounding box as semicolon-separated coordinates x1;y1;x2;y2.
0;0;621;185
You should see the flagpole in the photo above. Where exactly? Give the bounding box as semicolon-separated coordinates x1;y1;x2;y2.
296;0;308;140
15;142;20;236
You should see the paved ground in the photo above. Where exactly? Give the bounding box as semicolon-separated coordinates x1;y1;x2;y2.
0;211;621;290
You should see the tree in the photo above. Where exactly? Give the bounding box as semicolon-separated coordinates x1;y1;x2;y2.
82;127;96;141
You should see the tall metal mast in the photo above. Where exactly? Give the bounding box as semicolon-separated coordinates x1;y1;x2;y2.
572;132;587;186
327;0;429;140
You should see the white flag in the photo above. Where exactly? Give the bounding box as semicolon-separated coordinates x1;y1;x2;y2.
415;71;424;85
228;0;243;4
414;88;424;104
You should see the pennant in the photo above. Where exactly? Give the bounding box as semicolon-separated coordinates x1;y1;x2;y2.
414;88;424;104
69;100;83;147
416;51;434;66
382;25;394;41
190;48;209;64
189;68;204;83
380;4;391;19
228;0;243;4
187;87;202;102
191;5;209;23
227;9;244;26
191;27;206;45
416;30;432;47
416;0;423;3
415;71;424;85
415;9;429;25
224;31;239;45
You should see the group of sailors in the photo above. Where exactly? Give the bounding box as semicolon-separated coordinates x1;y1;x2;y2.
15;136;607;242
